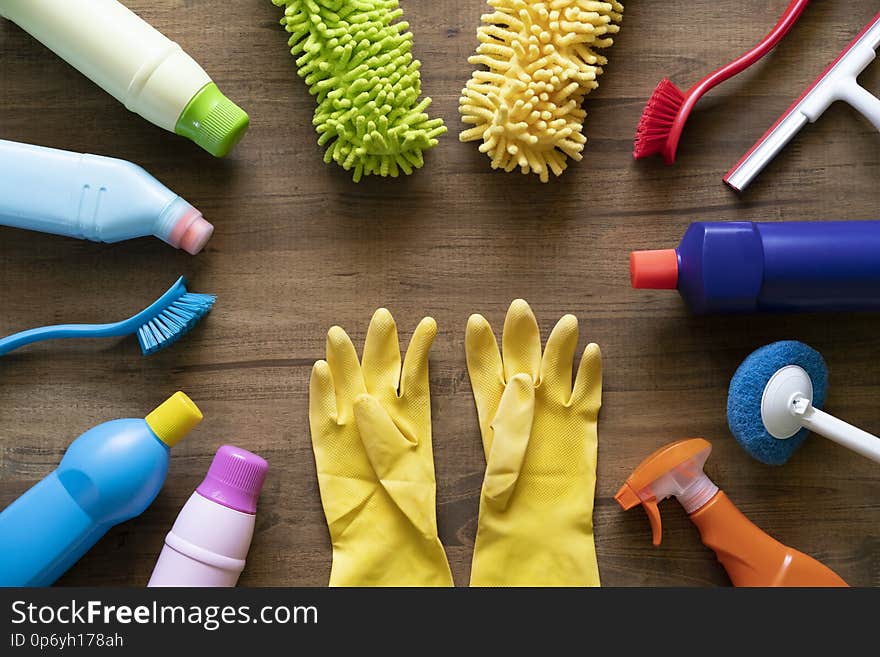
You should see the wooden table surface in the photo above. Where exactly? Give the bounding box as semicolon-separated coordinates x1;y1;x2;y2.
1;1;878;587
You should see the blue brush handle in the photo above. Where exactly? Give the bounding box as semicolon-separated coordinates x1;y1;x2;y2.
0;321;134;356
0;276;185;356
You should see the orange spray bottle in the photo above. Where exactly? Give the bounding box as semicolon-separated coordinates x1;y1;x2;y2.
615;438;847;586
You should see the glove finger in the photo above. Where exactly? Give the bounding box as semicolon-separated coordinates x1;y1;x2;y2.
399;317;437;399
310;362;376;536
539;314;578;401
354;393;418;472
310;359;372;476
354;393;437;537
326;325;366;423
484;373;534;509
362;308;402;399
502;299;541;382
309;359;338;433
466;313;505;457
570;342;603;416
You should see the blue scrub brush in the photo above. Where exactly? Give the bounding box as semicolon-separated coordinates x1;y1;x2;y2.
727;340;880;465
0;276;214;357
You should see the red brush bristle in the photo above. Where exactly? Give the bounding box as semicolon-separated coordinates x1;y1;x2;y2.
633;78;685;159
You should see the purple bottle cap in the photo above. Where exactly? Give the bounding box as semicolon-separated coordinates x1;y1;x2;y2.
196;445;268;514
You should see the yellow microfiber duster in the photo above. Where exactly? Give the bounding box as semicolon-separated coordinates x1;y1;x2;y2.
271;0;446;181
460;0;623;182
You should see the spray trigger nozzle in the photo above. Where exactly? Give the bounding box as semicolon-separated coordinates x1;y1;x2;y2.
642;499;662;545
614;485;664;545
615;438;719;547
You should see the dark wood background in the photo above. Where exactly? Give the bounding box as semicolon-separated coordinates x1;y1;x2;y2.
1;1;878;587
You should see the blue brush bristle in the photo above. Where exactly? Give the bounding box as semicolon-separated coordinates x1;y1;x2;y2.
137;290;215;356
727;341;828;465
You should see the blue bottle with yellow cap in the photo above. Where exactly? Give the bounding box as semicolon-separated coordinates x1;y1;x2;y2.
0;392;202;586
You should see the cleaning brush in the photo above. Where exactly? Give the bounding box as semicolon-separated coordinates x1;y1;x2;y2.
0;277;215;357
727;341;880;465
633;0;810;164
271;0;446;182
459;0;623;182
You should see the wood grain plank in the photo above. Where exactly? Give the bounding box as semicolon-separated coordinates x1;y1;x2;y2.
0;0;877;587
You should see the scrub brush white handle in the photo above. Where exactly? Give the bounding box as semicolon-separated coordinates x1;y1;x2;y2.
793;397;880;463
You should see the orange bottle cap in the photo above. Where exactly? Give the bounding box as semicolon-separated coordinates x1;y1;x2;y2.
630;249;679;289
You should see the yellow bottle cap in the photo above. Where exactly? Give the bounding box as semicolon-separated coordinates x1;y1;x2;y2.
145;392;203;447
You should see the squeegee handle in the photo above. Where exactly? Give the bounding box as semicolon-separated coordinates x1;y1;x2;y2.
838;80;880;131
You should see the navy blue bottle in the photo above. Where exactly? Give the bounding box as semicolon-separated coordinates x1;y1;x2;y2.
631;221;880;313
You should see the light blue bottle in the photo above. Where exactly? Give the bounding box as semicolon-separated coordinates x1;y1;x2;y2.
0;392;202;587
0;139;213;254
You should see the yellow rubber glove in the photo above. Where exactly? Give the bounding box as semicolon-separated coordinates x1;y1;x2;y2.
466;299;602;586
309;308;453;586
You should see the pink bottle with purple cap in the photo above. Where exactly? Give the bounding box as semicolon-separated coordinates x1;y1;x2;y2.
148;445;268;587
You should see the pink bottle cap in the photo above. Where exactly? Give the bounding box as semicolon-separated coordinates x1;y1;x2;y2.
167;207;214;255
196;445;268;514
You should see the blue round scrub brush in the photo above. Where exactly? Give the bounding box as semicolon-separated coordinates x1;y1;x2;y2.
727;340;880;465
0;276;214;357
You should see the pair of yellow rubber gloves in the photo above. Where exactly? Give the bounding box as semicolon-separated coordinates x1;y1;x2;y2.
309;300;602;586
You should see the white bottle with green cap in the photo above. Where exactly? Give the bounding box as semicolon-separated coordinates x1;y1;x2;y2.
0;0;249;157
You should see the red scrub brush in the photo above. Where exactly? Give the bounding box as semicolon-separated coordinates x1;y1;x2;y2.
633;0;810;164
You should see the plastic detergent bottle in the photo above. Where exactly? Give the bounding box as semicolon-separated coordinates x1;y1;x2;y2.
630;221;880;313
0;392;203;587
0;0;248;156
615;438;848;587
0;139;213;254
148;445;268;587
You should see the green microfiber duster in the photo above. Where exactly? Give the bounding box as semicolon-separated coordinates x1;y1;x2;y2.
271;0;446;181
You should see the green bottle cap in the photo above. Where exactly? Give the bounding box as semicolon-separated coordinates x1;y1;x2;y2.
175;82;249;157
